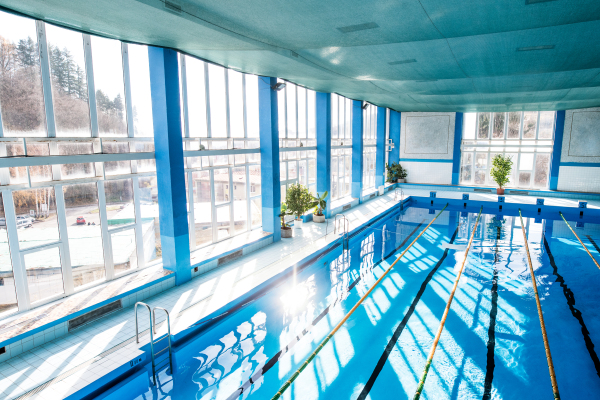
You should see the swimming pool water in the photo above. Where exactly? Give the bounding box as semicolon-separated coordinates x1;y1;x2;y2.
130;205;600;400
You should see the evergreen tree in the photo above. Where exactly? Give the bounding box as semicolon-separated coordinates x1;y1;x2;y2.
16;37;38;67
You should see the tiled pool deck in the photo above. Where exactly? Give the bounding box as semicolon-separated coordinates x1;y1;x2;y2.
0;188;598;399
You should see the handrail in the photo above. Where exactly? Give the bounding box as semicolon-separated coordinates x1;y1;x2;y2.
395;187;404;202
135;302;156;385
334;214;349;235
152;307;174;373
413;206;482;400
269;203;449;400
559;211;600;272
522;210;561;399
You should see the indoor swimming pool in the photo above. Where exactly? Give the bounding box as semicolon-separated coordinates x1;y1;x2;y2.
118;203;600;400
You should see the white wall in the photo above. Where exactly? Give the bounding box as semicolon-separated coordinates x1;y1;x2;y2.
557;107;600;192
400;112;456;185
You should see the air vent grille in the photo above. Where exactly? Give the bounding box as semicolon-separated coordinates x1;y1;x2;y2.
218;249;243;266
337;22;379;33
510;190;529;195
474;188;492;193
69;300;122;331
370;193;376;199
517;45;555;51
343;204;352;211
388;59;416;66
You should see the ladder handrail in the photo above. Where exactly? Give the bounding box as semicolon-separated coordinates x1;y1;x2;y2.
152;306;174;373
135;302;156;385
334;214;349;235
394;187;404;202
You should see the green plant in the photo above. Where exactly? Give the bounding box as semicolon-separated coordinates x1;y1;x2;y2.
313;191;328;216
385;162;407;182
490;154;513;189
286;183;315;220
279;202;293;228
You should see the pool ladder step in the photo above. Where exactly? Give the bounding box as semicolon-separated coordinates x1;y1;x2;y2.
135;302;174;386
334;214;350;251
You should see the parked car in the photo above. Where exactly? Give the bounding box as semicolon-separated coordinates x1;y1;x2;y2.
76;216;86;225
0;218;5;227
16;216;33;228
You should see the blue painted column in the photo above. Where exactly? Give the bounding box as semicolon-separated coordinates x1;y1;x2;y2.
375;106;386;188
258;77;281;241
452;112;464;185
389;110;401;166
351;100;363;200
549;110;565;191
316;92;331;217
148;46;191;286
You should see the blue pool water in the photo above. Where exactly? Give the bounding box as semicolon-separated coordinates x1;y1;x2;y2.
128;205;600;400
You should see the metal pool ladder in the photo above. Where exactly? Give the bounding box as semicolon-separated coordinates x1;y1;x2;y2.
395;188;404;208
135;302;174;386
334;214;350;250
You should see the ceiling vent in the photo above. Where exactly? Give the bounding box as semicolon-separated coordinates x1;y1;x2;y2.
525;0;557;4
337;22;379;33
164;0;182;14
517;45;555;51
389;59;417;66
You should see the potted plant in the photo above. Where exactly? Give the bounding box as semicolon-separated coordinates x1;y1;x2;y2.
279;202;293;238
286;183;314;229
490;154;513;195
386;162;407;183
312;191;328;223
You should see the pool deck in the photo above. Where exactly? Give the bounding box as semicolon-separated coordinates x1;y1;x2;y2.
0;188;598;399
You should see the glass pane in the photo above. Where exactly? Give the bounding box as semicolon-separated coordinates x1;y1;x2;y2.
461;164;472;182
478;113;490;139
6;143;28;184
138;176;161;262
216;205;231;240
27;143;52;182
103;141;131;175
251;198;261;229
308;159;316;184
46;24;90;137
331;94;338;139
0;11;46;137
184;56;207;138
280;162;287;181
91;35;127;136
0;193;18;314
208;64;227;138
519;153;534;170
112;229;138;274
299;160;306;185
25;246;63;303
288;162;297;180
533;154;550;188
214;168;230;205
278;81;285;138
249;165;261;196
104;178;135;226
129;44;154;137
59;142;95;179
474;170;486;184
281;184;286;203
346;98;352;140
228;70;244;138
475;153;488;169
63;183;105;288
14;187;59;249
519;172;531;187
307;90;316;138
508;112;521;139
523;112;537;139
246;74;259;138
232;167;247;234
492;113;505;139
538;112;554;139
191;171;212;248
286;84;296;138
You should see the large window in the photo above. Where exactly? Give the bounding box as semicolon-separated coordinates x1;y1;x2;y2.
363;104;377;192
181;55;262;250
460;111;555;189
331;94;352;201
0;11;159;313
277;80;317;203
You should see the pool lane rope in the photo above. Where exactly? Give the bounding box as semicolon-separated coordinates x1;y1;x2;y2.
269;203;449;400
521;210;561;399
559;211;600;272
413;206;482;400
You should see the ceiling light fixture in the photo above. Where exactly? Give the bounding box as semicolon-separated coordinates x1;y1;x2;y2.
362;102;369;110
525;0;557;5
388;59;417;66
337;22;379;34
516;45;555;51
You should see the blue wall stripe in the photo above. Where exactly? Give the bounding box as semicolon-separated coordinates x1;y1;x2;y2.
351;100;363;199
549;110;565;190
316;92;331;217
148;46;191;286
400;158;453;163
452;112;463;185
559;162;600;167
389;110;401;166
375;106;386;188
258;77;281;241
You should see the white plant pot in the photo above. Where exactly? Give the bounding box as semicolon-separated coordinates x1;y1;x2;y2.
313;214;326;223
397;179;405;183
281;227;293;238
294;218;303;229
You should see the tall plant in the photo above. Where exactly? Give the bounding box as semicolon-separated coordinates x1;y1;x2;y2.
490;154;513;189
286;183;316;220
385;162;407;182
313;191;328;216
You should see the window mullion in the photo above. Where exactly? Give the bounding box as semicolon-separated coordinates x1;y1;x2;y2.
83;34;99;138
132;176;145;269
204;63;212;139
188;171;196;250
180;54;190;138
54;184;74;295
36;21;57;138
121;43;135;138
97;181;114;280
245;164;251;231
224;68;231;139
210;170;217;242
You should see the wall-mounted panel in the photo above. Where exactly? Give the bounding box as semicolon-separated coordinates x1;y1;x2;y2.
400;112;455;160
